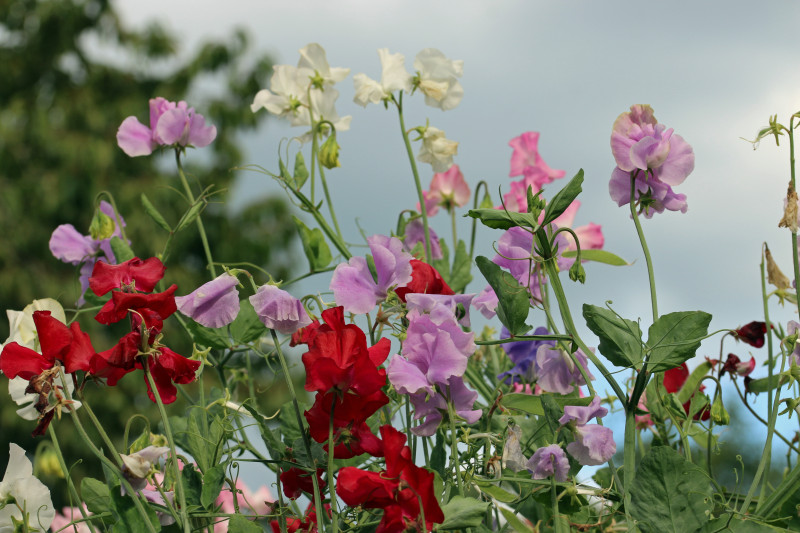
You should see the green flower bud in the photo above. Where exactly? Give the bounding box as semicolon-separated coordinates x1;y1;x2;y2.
710;395;730;425
89;210;115;240
319;133;341;169
36;449;64;479
569;262;586;284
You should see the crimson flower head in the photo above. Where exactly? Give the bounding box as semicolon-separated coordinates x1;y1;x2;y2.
721;353;756;377
90;257;166;296
304;389;388;459
663;362;710;421
733;321;767;348
394;259;454;302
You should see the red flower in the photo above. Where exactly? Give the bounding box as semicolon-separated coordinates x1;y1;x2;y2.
721;353;756;377
663;363;709;421
0;311;94;379
304;389;388;459
733;321;767;348
270;503;326;533
89;257;166;296
301;307;390;395
94;285;178;330
279;468;325;500
141;346;201;404
290;319;321;347
394;260;454;302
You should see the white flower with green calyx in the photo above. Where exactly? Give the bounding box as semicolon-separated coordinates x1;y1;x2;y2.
413;48;464;111
353;48;412;107
415;125;458;172
0;444;55;533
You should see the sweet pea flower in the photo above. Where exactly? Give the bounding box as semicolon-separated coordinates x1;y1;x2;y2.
0;443;55;533
418;164;470;216
787;321;800;366
497;326;555;385
51;506;92;533
215;480;273;532
473;285;499;319
508;132;566;185
536;345;594;395
408;376;481;436
353;48;412;106
402;219;443;260
120;446;170;493
528;444;570;482
609;104;694;216
559;397;616;466
250;284;312;335
175;273;240;328
117;97;216;157
416;126;458;172
330;235;413;314
413;48;464;111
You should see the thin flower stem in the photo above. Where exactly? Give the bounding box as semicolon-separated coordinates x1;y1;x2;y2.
317;159;343;241
731;380;800;454
446;397;464;497
175;149;217;278
789;119;800;311
48;425;97;533
269;329;327;533
327;397;340;533
142;360;191;533
396;93;433;263
630;171;658;322
551;475;567;533
469;180;489;260
450;207;458;252
76;395;122;468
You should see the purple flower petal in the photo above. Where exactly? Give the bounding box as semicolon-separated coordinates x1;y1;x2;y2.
528;444;570;482
473;285;498;319
187;113;217;147
330;257;382;314
49;225;96;265
176;273;240;328
155;108;189;146
559;396;608;426
386;355;432;395
249;284;311;335
566;424;616;466
117;116;155;157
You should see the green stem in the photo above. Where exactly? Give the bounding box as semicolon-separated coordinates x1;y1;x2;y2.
77;396;122;469
317;159;343;241
175;149;217;277
551;475;567;533
450;207;458;252
789;119;800;311
396;93;433;263
446;396;464;497
630;171;658;322
269;329;326;533
469;181;489;261
143;360;191;533
48;425;97;533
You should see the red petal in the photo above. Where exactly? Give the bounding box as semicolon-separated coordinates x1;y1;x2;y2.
0;342;52;379
90;257;166;296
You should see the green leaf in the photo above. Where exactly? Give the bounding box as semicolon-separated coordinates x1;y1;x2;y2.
279;159;292;182
181;464;203;509
176;199;206;233
466;208;538;231
560;249;630;266
226;514;263;533
184;319;230;350
293;151;309;189
439;495;490;530
646;311;712;373
431;433;447;479
629;446;713;533
746;372;790;393
499;508;534;532
110;491;162;533
432;240;451;280
171;410;226;473
229;299;266;344
475;481;518;503
201;465;226;509
110;236;134;263
541;169;584;226
699;516;787;532
81;477;112;514
501;393;593;416
675;361;713;404
293;216;332;271
242;403;286;459
582;304;643;369
475;256;530;336
448;240;473;293
141;193;172;232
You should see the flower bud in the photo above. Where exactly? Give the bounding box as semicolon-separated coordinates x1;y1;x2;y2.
36;449;64;479
89;210;115;241
710;395;730;425
319;133;341;169
569;262;586;284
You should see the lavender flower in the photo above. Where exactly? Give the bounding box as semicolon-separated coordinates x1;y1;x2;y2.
498;326;555;385
403;218;443;260
528;444;570;482
558;397;616;466
250;284;312;335
330;234;413;314
408;376;481;436
535;346;594;395
175;273;240;328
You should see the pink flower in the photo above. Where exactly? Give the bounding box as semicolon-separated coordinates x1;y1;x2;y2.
214;480;273;532
508;132;565;186
175;273;240;328
250;285;312;335
117;97;217;157
418;165;470;216
51;506;92;533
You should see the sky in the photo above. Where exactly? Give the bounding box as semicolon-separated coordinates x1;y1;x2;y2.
113;0;800;486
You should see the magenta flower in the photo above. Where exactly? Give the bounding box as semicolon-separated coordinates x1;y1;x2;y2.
609;104;694;216
418;164;470;216
249;284;312;335
330;235;413;314
49;201;126;304
528;444;570;482
175;273;240;328
408;376;481;436
508;132;565;185
558;396;616;466
117;97;217;157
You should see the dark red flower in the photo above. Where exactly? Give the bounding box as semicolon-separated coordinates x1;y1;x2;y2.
94;285;178;330
394;259;454;302
734;321;767;348
663;363;709;421
304;389;388;459
141;346;201;404
279;468;325;500
290;319;321;347
301;306;389;395
721;353;756;377
0;311;94;379
270;503;325;533
89;257;166;296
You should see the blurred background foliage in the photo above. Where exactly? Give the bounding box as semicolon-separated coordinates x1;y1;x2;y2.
0;0;299;502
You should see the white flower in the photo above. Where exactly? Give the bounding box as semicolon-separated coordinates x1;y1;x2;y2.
9;375;80;421
250;65;308;118
0;444;55;533
297;43;350;88
353;48;412;107
417;126;458;172
120;446;170;492
414;48;464;111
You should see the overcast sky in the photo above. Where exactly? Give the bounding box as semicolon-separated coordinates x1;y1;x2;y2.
114;0;800;480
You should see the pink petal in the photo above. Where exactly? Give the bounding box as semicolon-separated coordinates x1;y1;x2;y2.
117;116;154;157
